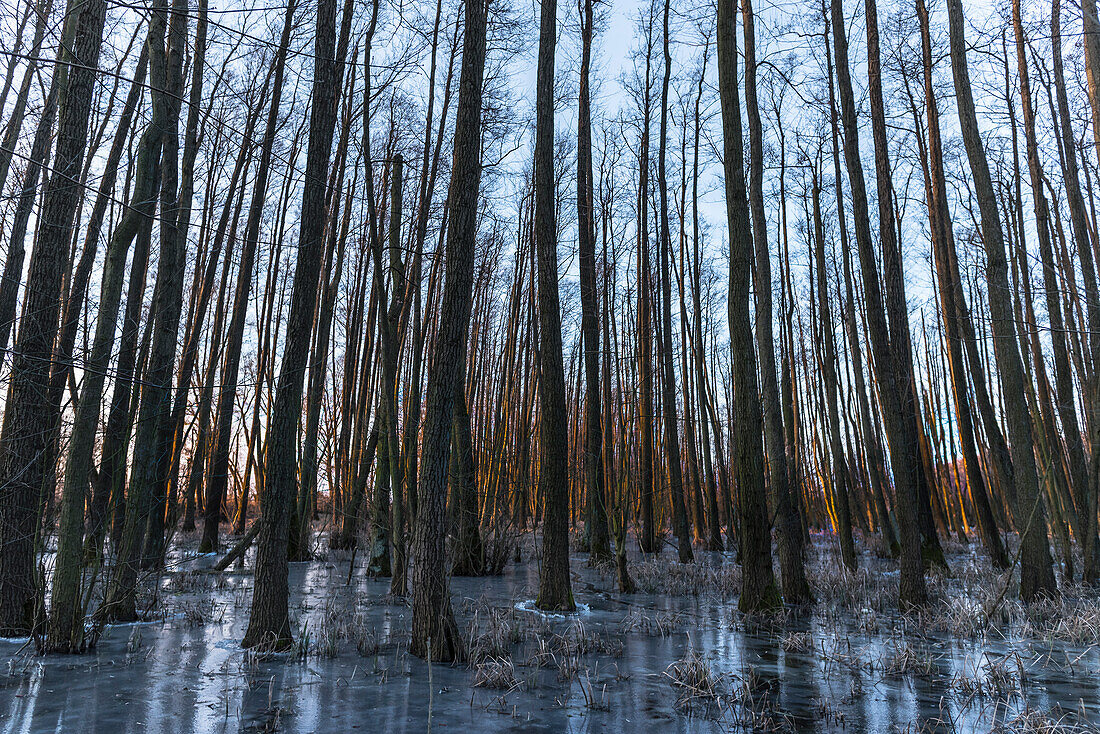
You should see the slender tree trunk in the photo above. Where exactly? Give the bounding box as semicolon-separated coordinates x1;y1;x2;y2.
688;41;723;553
1052;0;1100;582
46;32;157;652
809;160;856;571
0;0;52;213
830;0;926;607
0;80;57;363
656;0;693;564
409;0;487;663
637;14;657;556
134;0;190;570
199;9;290;558
381;153;412;590
577;0;610;563
89;202;154;564
1007;0;1062;600
717;0;780;613
533;0;575;611
101;0;190;619
242;0;343;649
743;0;811;598
915;0;1008;570
0;0;107;636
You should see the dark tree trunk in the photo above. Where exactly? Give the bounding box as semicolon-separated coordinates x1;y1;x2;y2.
1008;0;1062;600
656;0;694;565
409;0;487;664
636;16;657;556
46;34;156;652
743;0;811;599
914;0;1008;571
830;0;926;607
242;0;342;649
533;0;575;612
577;0;610;563
809;160;856;572
717;0;780;613
0;0;107;636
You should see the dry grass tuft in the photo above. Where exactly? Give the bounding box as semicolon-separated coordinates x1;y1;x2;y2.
473;656;519;690
631;557;741;596
620;607;682;636
997;704;1093;733
949;652;1023;703
664;648;724;709
881;640;937;678
780;631;815;654
465;605;521;665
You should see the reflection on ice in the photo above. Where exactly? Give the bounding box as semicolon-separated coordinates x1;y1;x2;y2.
1;535;1098;733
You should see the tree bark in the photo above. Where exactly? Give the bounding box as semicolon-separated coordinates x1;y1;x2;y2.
242;0;342;649
577;0;610;563
533;0;575;611
717;0;780;613
0;0;107;636
743;0;811;598
914;0;1008;571
1008;0;1062;600
409;0;487;663
830;0;926;607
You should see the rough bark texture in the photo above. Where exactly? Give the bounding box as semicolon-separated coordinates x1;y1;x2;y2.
46;37;155;652
717;0;780;614
742;0;812;599
409;0;487;663
533;0;576;612
0;0;107;636
242;0;341;649
832;0;926;607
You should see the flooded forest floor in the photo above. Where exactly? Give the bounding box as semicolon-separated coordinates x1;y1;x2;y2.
3;528;1100;733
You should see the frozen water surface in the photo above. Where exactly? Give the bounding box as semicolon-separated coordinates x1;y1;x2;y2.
2;535;1099;733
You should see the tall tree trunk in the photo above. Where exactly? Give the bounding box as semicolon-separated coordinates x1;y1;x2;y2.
689;40;723;552
809;158;856;571
101;0;190;619
743;0;811;598
1008;0;1062;600
88;199;154;564
830;0;926;607
1053;0;1100;582
46;31;157;651
242;0;343;649
657;0;693;564
409;0;487;664
0;0;107;636
635;12;657;557
380;153;412;590
577;0;610;563
533;0;575;611
134;0;190;569
199;27;289;557
717;0;780;613
915;0;1008;571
